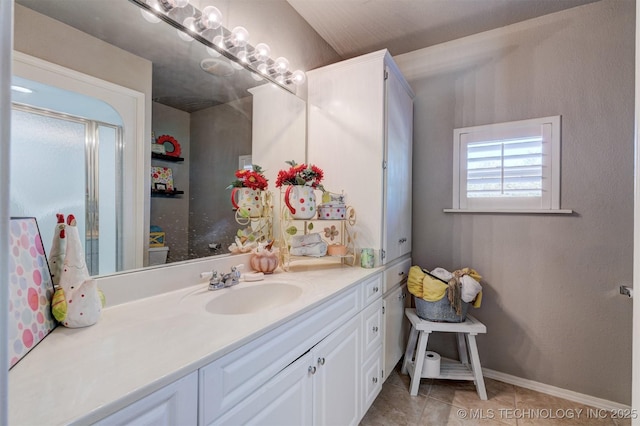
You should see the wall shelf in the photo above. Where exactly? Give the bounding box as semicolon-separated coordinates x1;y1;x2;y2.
152;152;184;162
151;189;184;197
279;200;357;271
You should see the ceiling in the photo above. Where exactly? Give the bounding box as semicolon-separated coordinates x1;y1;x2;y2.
286;0;601;59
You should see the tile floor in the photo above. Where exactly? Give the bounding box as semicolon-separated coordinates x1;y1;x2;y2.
361;365;631;425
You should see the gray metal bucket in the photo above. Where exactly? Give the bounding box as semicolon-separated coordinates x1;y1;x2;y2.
415;295;468;322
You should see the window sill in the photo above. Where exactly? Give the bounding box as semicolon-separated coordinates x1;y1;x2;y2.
443;209;574;215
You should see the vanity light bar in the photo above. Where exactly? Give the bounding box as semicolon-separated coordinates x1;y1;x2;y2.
132;0;305;90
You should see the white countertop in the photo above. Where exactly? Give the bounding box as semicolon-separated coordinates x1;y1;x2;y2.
9;263;380;425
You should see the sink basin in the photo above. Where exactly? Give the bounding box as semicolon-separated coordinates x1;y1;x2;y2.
205;283;303;315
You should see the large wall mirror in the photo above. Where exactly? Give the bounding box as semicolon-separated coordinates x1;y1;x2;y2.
11;0;306;277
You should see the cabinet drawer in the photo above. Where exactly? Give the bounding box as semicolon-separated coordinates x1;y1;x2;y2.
361;273;383;307
361;298;383;356
199;285;360;424
383;257;411;294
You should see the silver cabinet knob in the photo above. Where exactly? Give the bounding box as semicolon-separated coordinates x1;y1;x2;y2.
372;326;379;333
318;357;325;366
308;366;316;375
372;377;378;384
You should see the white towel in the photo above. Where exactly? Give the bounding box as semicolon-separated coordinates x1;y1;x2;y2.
291;233;323;248
430;267;453;282
460;275;482;303
290;241;328;257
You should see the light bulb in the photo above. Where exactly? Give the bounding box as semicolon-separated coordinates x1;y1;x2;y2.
160;0;189;10
257;63;268;75
273;57;289;74
251;72;264;81
290;70;306;85
178;16;196;41
140;0;161;22
275;74;285;84
170;0;189;7
252;43;271;62
141;9;161;23
212;35;225;50
230;26;249;47
237;50;249;64
200;6;222;30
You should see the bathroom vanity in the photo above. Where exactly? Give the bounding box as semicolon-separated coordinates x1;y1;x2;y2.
8;264;388;425
7;5;415;424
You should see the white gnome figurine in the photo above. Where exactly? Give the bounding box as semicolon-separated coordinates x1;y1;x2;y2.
52;214;105;328
48;213;67;286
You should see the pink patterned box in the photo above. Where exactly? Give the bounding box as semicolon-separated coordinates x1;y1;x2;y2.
317;203;347;220
8;218;57;368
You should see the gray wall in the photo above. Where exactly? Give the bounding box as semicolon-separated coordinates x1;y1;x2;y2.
189;97;253;258
396;0;634;404
151;102;190;262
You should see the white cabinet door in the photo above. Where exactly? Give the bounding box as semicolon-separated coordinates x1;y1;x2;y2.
383;284;410;380
313;314;361;426
383;65;414;263
361;299;383;416
361;347;383;414
307;50;413;267
94;372;198;426
210;352;314;426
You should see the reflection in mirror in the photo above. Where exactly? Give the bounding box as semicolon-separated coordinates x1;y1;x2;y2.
12;0;306;277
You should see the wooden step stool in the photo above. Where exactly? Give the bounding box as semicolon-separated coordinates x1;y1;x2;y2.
401;308;487;400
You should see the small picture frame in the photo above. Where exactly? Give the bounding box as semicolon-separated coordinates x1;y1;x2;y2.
151;143;166;155
151;166;174;191
154;182;167;191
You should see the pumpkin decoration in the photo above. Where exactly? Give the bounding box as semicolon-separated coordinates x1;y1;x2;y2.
249;241;279;274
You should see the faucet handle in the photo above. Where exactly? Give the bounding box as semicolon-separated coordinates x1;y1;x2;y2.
231;264;243;277
208;270;225;291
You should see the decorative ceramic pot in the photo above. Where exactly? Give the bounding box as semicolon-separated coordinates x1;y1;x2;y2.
284;185;316;219
231;188;263;218
249;249;279;274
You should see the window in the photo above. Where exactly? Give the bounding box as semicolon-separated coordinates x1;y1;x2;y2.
451;116;562;212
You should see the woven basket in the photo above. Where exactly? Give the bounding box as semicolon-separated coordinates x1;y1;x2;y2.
415;295;468;323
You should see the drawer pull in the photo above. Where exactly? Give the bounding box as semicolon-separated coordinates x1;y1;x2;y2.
372;377;378;384
372;326;379;333
398;271;405;276
318;357;325;366
308;366;317;375
373;286;379;293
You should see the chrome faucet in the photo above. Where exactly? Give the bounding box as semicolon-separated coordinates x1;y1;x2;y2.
208;266;241;291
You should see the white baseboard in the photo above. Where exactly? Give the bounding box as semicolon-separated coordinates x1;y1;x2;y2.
482;368;631;411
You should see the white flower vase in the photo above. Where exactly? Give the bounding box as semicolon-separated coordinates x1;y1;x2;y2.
284;185;317;219
231;187;263;218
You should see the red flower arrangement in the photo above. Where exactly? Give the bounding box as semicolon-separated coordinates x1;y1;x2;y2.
275;160;324;190
227;164;268;191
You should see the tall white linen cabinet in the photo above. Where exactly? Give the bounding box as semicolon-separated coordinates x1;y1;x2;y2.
307;49;414;382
